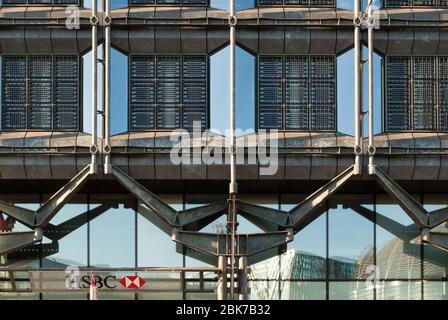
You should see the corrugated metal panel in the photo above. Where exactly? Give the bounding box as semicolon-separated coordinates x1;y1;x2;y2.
129;55;207;131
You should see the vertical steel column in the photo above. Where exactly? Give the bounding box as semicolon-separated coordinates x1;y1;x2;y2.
90;0;98;174
228;0;238;300
367;1;376;175
238;256;248;300
103;0;111;175
354;0;362;175
217;255;227;300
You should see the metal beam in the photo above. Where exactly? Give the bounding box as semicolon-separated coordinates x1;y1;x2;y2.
289;165;355;229
422;229;448;252
177;201;228;229
0;230;42;256
172;230;293;258
237;202;288;230
35;165;92;227
375;166;429;227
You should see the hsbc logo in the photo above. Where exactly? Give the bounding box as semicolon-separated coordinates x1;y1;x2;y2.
119;276;146;289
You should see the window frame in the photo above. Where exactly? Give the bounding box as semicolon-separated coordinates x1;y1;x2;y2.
1;54;82;132
256;54;337;132
128;54;210;132
384;55;448;132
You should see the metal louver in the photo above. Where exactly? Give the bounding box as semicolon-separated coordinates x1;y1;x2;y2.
129;55;207;130
1;55;80;131
258;55;336;131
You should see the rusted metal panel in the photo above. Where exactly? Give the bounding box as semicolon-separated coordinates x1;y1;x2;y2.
284;132;311;180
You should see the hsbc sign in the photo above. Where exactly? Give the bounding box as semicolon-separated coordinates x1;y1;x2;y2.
120;276;146;289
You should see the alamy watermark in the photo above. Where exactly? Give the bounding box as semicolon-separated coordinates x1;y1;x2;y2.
65;5;80;30
170;123;279;176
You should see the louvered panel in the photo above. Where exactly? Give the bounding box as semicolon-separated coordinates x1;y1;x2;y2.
2;56;27;129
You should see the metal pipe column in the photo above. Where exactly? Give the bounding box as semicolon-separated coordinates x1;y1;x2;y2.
227;0;238;300
217;256;227;300
367;1;376;175
103;0;111;175
90;0;98;174
354;0;362;175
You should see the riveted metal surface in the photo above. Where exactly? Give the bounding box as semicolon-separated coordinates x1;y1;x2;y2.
387;132;415;180
129;27;155;53
155;26;181;53
412;132;441;180
24;132;52;179
387;29;414;55
259;27;285;54
284;27;310;54
412;28;439;55
111;133;130;175
310;29;336;54
128;132;155;180
310;132;337;180
50;131;77;179
438;133;448;180
181;27;207;53
0;132;26;179
284;132;311;180
154;132;180;179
